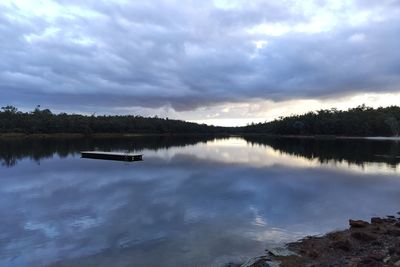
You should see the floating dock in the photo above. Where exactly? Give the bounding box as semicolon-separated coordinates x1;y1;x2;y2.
81;151;143;162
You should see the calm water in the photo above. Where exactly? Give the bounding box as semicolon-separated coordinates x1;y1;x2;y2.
0;136;399;267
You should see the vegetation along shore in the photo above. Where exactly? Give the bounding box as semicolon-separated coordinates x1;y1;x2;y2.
1;104;399;137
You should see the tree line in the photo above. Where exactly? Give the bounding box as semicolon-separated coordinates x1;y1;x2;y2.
0;105;228;134
244;105;400;137
1;104;400;136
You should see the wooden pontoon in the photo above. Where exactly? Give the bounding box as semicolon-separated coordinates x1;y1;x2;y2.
81;151;143;162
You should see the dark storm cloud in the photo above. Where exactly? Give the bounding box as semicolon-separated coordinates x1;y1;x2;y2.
0;0;399;112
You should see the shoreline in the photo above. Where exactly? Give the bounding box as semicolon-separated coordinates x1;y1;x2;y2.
0;132;399;140
238;214;400;267
241;134;400;141
0;132;229;139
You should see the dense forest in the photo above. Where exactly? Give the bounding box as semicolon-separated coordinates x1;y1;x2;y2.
244;105;400;137
0;105;228;135
1;105;400;136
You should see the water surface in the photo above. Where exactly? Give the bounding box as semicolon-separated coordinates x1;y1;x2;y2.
0;136;399;266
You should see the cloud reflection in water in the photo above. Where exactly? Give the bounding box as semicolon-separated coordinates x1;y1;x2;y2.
0;137;399;266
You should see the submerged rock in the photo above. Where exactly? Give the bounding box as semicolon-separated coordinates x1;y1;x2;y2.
267;247;298;257
240;256;269;267
371;217;385;224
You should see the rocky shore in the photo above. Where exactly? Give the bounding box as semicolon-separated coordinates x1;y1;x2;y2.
238;213;400;267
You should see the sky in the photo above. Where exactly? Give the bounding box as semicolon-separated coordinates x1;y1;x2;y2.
0;0;399;126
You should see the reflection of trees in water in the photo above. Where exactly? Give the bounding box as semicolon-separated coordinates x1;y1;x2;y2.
2;136;399;168
244;136;400;167
0;136;217;167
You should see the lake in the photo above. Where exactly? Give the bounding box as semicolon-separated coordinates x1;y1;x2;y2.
0;136;399;267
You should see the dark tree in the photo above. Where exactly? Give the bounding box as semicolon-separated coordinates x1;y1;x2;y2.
243;105;400;137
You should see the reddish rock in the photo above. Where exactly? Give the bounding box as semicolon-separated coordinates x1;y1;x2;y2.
371;217;384;224
350;219;369;228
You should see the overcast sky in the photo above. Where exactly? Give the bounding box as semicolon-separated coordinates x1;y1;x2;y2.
0;0;399;126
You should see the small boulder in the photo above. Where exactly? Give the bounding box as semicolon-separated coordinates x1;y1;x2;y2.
350;219;369;228
368;250;386;261
371;217;384;224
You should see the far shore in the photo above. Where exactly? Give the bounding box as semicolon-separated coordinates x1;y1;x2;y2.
264;134;400;141
0;132;228;139
1;132;399;141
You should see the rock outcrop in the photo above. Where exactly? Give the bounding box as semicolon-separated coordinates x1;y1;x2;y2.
242;213;400;267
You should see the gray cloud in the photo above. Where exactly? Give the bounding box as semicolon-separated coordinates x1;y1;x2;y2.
0;1;399;112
